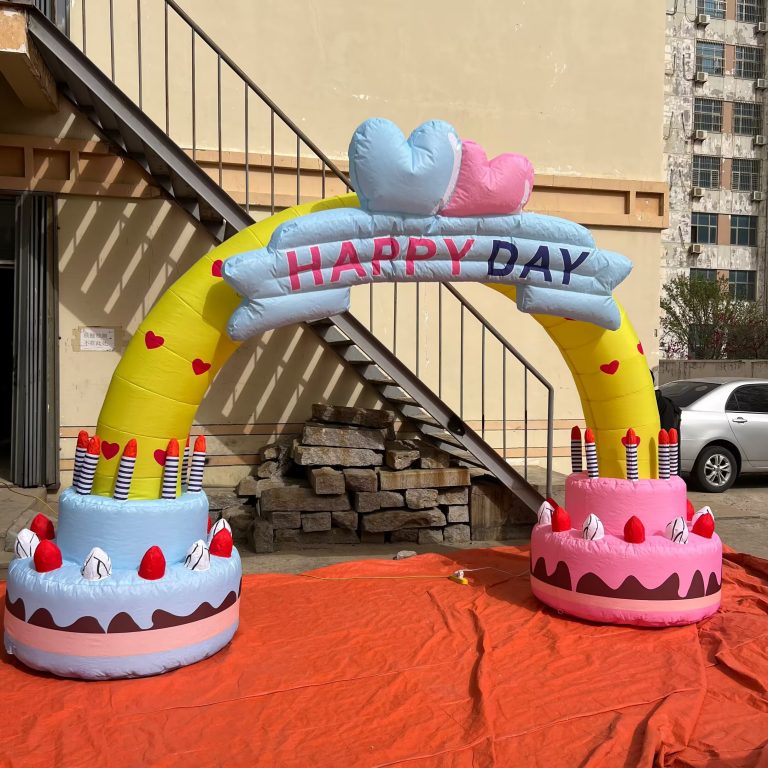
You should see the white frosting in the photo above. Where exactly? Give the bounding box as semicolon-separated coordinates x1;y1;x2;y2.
184;539;211;572
692;506;714;526
208;518;232;543
665;517;689;544
14;528;40;559
537;500;554;526
81;547;113;580
581;514;605;541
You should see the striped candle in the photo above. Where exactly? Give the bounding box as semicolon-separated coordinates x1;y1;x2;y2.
181;436;190;490
585;428;599;478
73;430;89;489
161;438;180;500
658;429;670;479
187;435;206;493
625;428;639;481
570;426;583;473
75;436;101;495
669;428;679;475
113;439;137;501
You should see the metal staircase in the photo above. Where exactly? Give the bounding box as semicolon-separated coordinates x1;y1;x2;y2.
12;0;553;508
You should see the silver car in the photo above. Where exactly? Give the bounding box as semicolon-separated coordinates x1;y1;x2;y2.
659;378;768;492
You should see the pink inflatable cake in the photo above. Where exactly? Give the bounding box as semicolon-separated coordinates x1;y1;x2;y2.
530;428;722;627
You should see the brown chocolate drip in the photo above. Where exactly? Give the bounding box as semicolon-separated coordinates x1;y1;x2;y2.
5;594;26;621
107;613;143;633
532;558;572;591
9;591;238;634
27;608;105;634
685;572;706;599
706;572;722;595
576;572;682;600
150;591;237;630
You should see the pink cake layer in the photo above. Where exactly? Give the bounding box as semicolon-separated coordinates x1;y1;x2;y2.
564;473;687;536
530;523;722;626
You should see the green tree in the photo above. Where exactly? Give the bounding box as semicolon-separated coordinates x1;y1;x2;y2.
660;274;747;359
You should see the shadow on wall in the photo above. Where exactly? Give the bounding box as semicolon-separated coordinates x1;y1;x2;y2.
56;195;382;433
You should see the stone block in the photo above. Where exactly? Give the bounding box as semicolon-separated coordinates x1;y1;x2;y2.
470;478;536;540
206;489;241;511
261;486;351;512
237;475;306;499
418;529;444;545
312;403;395;429
274;529;301;544
443;524;471;544
385;447;420;470
296;529;361;547
308;467;345;495
405;489;438;509
391;529;419;543
302;423;386;450
293;444;382;468
447;505;470;523
379;468;470;490
419;446;451;469
302;512;332;532
261;444;282;461
343;468;378;492
393;550;417;559
436;487;469;506
256;460;279;478
361;508;446;533
248;518;275;553
221;506;254;542
265;510;301;529
354;490;404;513
331;510;359;530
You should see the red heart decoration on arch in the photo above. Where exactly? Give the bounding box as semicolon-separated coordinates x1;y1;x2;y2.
599;360;620;375
102;441;120;460
153;449;166;466
192;358;211;376
211;259;223;278
621;434;642;447
637;342;644;354
145;331;164;350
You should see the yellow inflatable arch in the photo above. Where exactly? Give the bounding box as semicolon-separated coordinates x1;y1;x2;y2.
92;194;660;500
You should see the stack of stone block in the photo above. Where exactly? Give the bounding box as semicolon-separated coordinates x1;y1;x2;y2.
239;404;472;551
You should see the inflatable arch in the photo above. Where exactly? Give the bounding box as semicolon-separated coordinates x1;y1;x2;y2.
5;119;721;680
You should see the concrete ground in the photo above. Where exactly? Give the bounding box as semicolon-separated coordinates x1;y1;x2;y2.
1;475;767;577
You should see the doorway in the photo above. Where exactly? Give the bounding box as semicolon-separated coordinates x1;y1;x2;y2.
1;193;58;488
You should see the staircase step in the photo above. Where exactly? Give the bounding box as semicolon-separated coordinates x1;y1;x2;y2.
340;346;372;365
378;385;417;405
315;325;351;345
417;423;465;448
357;364;395;384
399;404;439;426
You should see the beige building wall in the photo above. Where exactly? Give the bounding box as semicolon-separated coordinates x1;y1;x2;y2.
2;1;667;487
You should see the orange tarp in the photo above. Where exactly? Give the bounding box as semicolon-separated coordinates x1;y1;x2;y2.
2;546;767;767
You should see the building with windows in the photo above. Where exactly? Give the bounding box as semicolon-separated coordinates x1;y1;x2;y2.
664;0;767;318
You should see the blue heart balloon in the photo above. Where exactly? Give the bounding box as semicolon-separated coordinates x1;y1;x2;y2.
349;118;462;215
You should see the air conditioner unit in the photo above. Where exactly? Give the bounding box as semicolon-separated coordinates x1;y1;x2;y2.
696;13;710;25
693;129;707;141
751;190;766;201
689;243;704;255
757;21;768;33
756;78;768;89
695;71;709;83
754;134;768;145
691;186;705;198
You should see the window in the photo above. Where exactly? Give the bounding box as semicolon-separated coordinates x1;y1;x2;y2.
694;98;723;132
733;102;762;135
699;0;727;17
730;214;758;245
693;155;721;187
690;268;718;282
735;46;764;78
737;0;764;22
729;269;757;298
692;213;719;243
732;158;760;190
726;384;768;412
696;41;725;74
661;380;724;407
